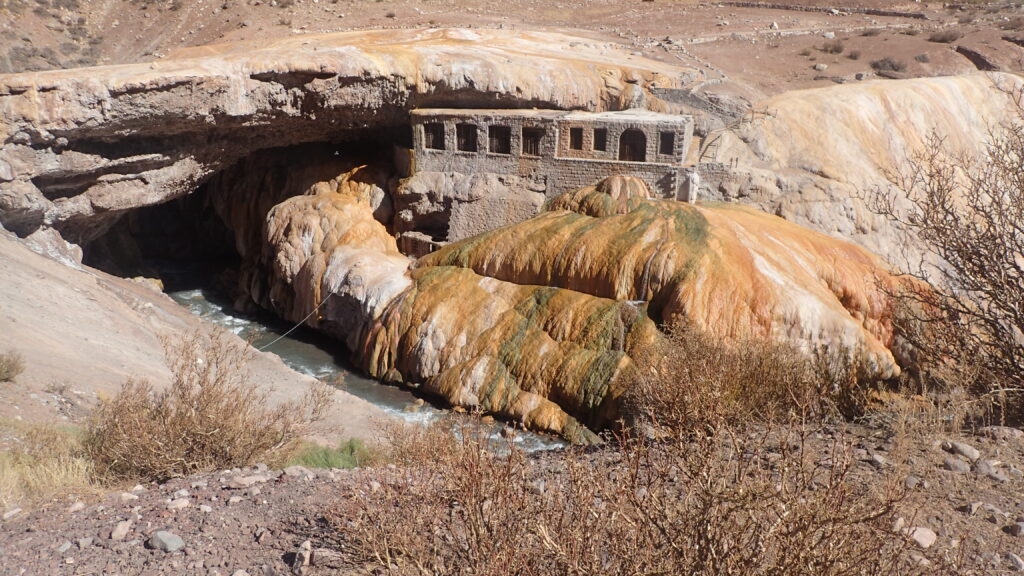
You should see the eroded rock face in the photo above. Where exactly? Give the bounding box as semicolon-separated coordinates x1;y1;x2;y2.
259;169;660;443
260;171;912;442
0;28;694;244
421;175;912;380
702;72;1024;268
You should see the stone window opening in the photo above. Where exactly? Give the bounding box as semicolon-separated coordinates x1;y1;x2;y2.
522;127;544;156
660;131;675;155
424;123;445;150
488;125;512;155
569;127;584;150
456;123;478;152
619;129;647;162
593;128;608;151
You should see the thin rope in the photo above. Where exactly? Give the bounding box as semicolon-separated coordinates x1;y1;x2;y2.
257;292;332;352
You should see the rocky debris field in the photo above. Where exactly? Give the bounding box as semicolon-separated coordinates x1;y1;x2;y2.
2;422;1024;575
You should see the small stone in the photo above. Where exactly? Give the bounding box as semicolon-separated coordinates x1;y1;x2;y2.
68;502;85;513
943;456;971;473
962;502;983;515
292;540;312;575
311;547;343;566
869;453;888;469
904;475;920;489
368;481;382;493
174;489;190;498
227;474;269;489
167;498;190;511
57;541;73;554
892;516;905;533
148;530;186;553
823;31;836;39
77;538;93;549
111;520;132;541
981;426;1024;441
1007;522;1024;537
132;484;146;493
228;496;243;505
2;508;22;521
231;571;250;576
120;492;139;504
283;466;312;479
1008;553;1024;572
191;480;208;489
248;487;262;497
813;63;828;72
942;441;981;462
906;526;937;549
199;505;213;513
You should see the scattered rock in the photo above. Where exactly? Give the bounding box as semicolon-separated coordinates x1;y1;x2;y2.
942;441;981;462
228;496;244;505
1007;522;1024;537
67;502;85;513
981;426;1024;442
147;531;186;553
111;520;132;541
174;489;190;498
119;492;139;504
199;505;213;513
823;31;836;39
943;456;971;473
228;474;270;489
906;526;937;549
167;498;191;511
1008;553;1024;572
77;538;92;549
57;541;72;554
291;540;312;575
283;466;313;480
2;508;22;521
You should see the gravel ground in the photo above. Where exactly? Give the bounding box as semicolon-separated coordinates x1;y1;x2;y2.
2;422;1024;575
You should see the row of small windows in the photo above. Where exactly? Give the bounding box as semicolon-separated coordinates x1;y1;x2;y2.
424;122;544;156
423;123;676;160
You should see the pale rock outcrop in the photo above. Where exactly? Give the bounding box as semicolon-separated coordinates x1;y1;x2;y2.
0;28;694;244
703;72;1024;266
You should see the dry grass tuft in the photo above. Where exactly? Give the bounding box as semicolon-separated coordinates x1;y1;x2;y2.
84;329;332;482
822;39;845;54
928;30;962;43
0;350;25;382
0;419;98;510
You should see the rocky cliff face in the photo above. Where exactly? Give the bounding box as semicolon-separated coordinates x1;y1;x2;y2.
0;28;694;247
703;72;1024;267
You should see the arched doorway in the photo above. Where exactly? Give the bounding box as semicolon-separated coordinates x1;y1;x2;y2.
619;129;647;162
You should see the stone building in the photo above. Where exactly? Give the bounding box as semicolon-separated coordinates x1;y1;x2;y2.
408;108;696;200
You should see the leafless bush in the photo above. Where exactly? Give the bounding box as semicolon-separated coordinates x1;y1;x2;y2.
848;49;862;60
915;53;931;63
334;417;946;576
0;350;25;382
928;30;963;43
822;39;845;54
871;57;907;72
619;322;858;436
861;28;883;37
869;118;1024;425
85;329;332;482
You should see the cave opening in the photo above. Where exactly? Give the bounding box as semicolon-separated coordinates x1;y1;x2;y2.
81;134;403;300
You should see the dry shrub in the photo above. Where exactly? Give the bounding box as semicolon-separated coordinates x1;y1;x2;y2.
0;419;98;509
861;28;883;37
0;349;25;382
848;49;862;60
928;30;962;43
85;329;332;482
620;322;855;435
333;419;944;576
822;39;845;54
871;57;907;73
